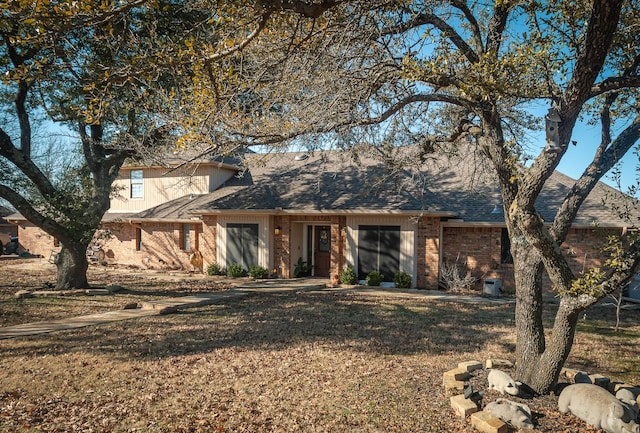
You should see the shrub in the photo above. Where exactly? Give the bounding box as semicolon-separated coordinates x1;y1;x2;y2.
248;265;268;279
207;262;223;276
439;254;478;292
393;271;412;289
339;265;358;285
293;257;311;277
366;270;384;287
227;263;245;278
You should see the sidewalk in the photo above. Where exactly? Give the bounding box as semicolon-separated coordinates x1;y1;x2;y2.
0;281;514;340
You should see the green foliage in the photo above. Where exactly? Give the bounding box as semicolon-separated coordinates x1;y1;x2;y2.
365;270;384;287
339;265;357;285
248;265;268;279
207;262;223;276
393;271;412;289
294;257;311;277
227;263;245;278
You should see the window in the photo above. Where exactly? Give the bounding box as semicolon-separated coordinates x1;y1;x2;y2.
181;223;191;251
501;228;513;264
357;225;401;281
135;228;142;251
226;223;259;269
130;170;143;199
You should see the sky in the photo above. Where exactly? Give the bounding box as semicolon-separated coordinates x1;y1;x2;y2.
529;118;639;196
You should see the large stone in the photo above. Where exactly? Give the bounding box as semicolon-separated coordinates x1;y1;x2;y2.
562;367;585;380
15;290;33;299
443;367;472;381
485;359;513;369
589;374;610;388
458;360;483;372
450;394;479;418
470;411;509;433
443;375;466;392
85;288;111;296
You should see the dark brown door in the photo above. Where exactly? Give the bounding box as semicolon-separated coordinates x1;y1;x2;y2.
314;226;331;277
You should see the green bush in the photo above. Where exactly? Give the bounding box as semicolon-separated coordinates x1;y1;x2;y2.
248;265;268;279
293;257;311;277
393;271;412;289
339;265;357;285
227;263;245;278
207;262;223;276
365;270;384;287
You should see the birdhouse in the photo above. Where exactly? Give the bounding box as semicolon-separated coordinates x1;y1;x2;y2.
545;107;561;150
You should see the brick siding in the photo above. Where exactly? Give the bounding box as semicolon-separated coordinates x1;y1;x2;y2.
15;217;624;291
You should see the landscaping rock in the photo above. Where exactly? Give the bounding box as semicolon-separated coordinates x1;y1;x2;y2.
15;290;32;299
85;288;111;296
444;367;472;381
485;358;513;369
443;375;466;392
106;284;124;293
122;302;139;310
470;410;508;433
458;360;483;372
589;374;610;389
562;367;585;380
450;393;479;418
574;371;592;384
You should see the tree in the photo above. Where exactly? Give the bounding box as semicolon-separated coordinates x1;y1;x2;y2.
0;0;340;289
183;0;640;394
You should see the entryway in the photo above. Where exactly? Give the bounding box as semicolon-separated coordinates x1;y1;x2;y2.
308;225;331;277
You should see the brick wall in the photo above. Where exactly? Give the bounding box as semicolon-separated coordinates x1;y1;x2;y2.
416;216;441;289
200;215;217;271
441;225;621;291
16;223;57;258
102;220;207;271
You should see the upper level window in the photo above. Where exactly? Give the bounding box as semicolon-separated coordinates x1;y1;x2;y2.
130;170;143;199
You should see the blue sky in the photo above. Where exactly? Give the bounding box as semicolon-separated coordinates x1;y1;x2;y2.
530;120;639;196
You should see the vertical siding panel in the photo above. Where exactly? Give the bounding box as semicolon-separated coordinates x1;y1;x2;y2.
110;166;236;213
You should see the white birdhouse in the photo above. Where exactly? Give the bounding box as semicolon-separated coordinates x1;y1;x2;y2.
545;107;561;150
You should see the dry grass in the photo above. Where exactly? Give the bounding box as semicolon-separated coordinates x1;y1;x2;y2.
0;259;638;432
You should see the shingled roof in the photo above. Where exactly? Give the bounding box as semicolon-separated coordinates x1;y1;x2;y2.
125;147;637;227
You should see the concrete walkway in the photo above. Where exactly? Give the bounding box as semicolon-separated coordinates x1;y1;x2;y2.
0;280;514;340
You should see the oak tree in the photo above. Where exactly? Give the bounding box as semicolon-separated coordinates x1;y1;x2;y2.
184;0;640;394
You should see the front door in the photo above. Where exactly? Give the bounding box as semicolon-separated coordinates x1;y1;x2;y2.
313;226;331;277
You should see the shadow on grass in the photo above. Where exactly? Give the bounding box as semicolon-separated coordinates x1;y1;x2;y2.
1;291;516;359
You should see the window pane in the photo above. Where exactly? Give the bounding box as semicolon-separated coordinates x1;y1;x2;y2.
357;225;401;281
357;225;380;280
130;183;143;199
378;226;400;281
227;223;259;269
130;170;143;198
182;224;191;250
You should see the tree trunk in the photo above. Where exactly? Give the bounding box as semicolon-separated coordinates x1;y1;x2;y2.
55;243;89;290
511;225;584;395
518;298;581;394
512;227;547;388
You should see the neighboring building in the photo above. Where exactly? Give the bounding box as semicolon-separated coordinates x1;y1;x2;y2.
0;205;18;253
9;148;636;289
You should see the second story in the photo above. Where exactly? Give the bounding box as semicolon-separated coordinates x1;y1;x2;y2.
110;157;241;213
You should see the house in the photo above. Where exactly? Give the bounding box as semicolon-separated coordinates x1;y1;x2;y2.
11;147;634;289
0;205;18;253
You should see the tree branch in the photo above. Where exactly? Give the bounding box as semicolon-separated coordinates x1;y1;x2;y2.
260;0;345;18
